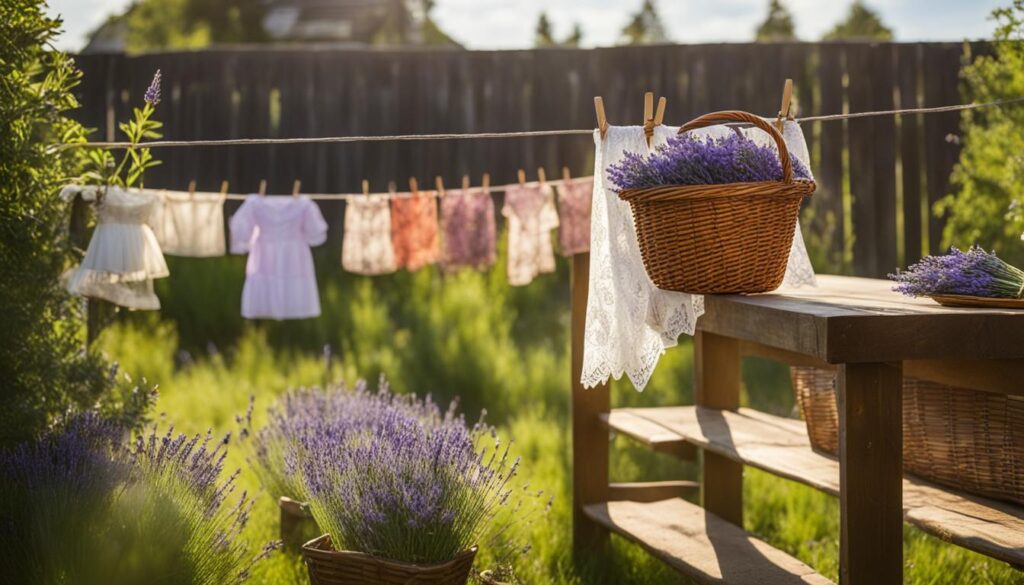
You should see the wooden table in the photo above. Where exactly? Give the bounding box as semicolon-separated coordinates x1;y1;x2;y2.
571;268;1024;584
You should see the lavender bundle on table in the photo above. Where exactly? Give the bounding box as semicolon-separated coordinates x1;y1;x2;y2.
890;246;1024;298
608;132;812;191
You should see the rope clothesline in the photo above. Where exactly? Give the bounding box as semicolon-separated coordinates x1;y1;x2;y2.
59;96;1024;151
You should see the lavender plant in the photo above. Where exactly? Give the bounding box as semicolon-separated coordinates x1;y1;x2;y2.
0;414;279;585
278;381;549;566
890;246;1024;298
608;132;811;191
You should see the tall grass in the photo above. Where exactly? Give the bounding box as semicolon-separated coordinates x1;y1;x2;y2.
98;249;1023;584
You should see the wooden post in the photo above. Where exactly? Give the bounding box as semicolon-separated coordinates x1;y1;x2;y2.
571;252;610;557
838;362;903;584
694;331;742;526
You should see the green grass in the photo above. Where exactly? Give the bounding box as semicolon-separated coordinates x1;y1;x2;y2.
96;254;1024;584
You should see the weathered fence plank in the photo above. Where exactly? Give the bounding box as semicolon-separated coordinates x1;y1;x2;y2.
72;42;976;276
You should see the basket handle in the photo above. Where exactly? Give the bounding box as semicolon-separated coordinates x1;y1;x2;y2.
678;110;794;183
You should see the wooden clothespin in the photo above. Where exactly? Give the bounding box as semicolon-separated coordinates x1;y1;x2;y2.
362;179;370;196
461;175;470;192
409;177;419;195
482;173;490;192
388;180;397;195
219;180;229;195
187;179;196;200
562;166;572;185
775;78;794;132
654;96;667;126
258;179;267;196
537;167;547;185
643;91;657;147
517;169;527;186
292;180;301;197
594;96;608;140
435;176;445;198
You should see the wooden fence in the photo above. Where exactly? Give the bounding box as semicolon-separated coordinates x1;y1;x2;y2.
73;42;985;276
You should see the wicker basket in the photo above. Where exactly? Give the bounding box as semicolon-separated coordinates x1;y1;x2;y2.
279;497;319;550
790;366;1024;505
618;110;816;294
302;534;477;585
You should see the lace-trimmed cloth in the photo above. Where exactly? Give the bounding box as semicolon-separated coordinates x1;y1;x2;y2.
503;183;560;286
582;120;817;391
556;177;594;256
342;196;397;275
391;192;440;272
440;188;496;272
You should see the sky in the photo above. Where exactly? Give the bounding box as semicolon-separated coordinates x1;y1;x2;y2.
47;0;1004;52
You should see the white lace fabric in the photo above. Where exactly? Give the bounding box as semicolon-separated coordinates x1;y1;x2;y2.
582;120;817;391
63;186;169;310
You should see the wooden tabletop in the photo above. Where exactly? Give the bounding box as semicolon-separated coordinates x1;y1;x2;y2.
697;275;1024;363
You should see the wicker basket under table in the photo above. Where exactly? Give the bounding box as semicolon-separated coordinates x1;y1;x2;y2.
617;110;816;294
791;366;1024;505
302;534;477;585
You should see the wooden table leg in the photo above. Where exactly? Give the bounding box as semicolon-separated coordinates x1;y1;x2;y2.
571;253;610;557
694;331;742;526
837;362;903;584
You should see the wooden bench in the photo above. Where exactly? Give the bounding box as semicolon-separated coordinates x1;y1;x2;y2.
570;263;1024;584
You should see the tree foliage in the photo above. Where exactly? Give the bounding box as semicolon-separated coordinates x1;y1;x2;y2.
0;0;152;444
823;1;893;41
534;12;583;48
938;1;1024;265
756;0;797;42
620;0;669;46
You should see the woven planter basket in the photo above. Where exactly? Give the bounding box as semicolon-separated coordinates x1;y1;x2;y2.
790;366;1024;505
302;534;477;585
618;110;816;294
279;497;319;550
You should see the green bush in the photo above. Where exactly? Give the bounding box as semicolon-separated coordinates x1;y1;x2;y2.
939;1;1024;265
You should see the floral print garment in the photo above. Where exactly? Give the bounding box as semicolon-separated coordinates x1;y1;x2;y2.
440;188;496;272
390;192;440;272
342;196;397;276
556;177;594;256
503;183;559;286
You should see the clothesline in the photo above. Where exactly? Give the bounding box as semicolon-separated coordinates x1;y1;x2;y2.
57;96;1024;151
217;180;575;200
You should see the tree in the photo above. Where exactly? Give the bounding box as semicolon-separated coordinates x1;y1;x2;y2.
756;0;797;42
823;0;893;40
535;12;556;47
0;0;152;443
938;1;1024;265
620;0;669;45
564;23;584;47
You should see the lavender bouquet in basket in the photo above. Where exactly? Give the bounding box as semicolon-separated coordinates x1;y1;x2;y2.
608;132;812;191
889;246;1024;299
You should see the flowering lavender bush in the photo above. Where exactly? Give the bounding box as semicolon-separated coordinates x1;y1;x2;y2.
0;414;278;584
274;380;548;566
890;246;1024;298
608;132;811;191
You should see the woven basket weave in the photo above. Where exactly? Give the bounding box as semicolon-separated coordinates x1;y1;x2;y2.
791;366;1024;505
618;110;816;294
302;534;477;585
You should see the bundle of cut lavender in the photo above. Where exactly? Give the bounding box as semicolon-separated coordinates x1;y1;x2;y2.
889;246;1024;300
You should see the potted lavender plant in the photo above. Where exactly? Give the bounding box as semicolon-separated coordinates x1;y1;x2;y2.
890;246;1024;307
289;383;545;585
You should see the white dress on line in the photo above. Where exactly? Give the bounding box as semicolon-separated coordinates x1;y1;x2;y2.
581;120;817;391
63;186;169;310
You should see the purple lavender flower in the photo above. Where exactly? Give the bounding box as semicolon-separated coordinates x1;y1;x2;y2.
144;69;161;105
889;246;1024;298
608;132;812;192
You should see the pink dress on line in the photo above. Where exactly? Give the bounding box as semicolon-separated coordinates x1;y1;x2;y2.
230;195;328;320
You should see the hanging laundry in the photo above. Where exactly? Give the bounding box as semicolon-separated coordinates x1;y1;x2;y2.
390;192;440;272
342;196;397;275
555;177;594;256
503;183;559;286
148;189;227;257
440;187;496;272
581;120;818;391
229;195;327;320
62;186;169;310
